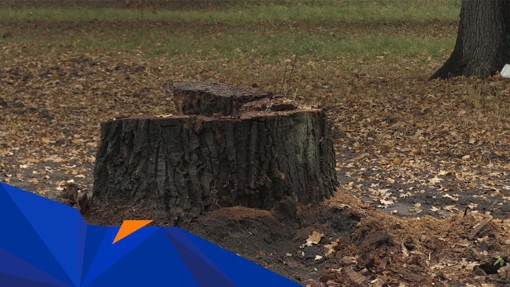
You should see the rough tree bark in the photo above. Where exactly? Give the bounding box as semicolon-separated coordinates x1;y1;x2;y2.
92;82;338;224
431;0;510;79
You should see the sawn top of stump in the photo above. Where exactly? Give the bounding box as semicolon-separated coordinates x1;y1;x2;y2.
173;82;270;102
173;81;284;117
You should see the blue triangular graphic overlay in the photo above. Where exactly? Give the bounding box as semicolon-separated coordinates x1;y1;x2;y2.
80;225;109;284
0;182;302;287
172;228;302;287
84;228;199;287
164;227;236;287
81;226;157;285
1;182;86;286
0;248;70;287
0;273;67;287
0;183;76;286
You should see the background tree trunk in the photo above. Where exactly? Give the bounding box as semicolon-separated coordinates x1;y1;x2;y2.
431;0;510;79
92;82;338;225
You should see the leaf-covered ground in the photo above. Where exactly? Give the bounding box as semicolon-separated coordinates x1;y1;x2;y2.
1;16;510;287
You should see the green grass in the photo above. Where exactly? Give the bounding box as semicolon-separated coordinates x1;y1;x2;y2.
0;0;460;23
4;23;455;62
0;0;459;66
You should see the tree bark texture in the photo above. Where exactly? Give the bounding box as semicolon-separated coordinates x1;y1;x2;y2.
431;0;510;79
93;82;338;224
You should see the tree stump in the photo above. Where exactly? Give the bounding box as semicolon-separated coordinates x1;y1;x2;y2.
93;82;338;225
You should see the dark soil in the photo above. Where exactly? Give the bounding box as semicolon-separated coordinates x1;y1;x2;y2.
82;197;362;285
81;186;510;287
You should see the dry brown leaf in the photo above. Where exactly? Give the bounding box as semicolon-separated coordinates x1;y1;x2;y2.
324;238;340;256
444;205;458;212
343;267;367;285
401;242;409;258
370;278;386;287
443;194;459;201
301;231;324;248
430;206;440;211
408;202;422;213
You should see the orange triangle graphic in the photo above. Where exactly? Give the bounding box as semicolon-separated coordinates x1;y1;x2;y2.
112;220;153;244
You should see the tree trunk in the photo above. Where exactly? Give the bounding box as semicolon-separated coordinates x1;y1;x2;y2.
92;82;338;225
430;0;510;79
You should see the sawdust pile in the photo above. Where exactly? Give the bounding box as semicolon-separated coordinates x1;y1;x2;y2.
307;189;510;287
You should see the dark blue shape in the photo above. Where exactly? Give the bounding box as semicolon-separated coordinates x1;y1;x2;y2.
164;228;236;287
0;273;67;287
3;182;85;286
80;225;109;284
81;226;157;286
0;182;302;287
172;229;302;287
84;229;199;287
0;248;69;287
0;183;74;286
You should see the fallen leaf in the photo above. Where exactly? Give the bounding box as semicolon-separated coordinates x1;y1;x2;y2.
324;238;340;256
301;231;324;248
343;267;367;285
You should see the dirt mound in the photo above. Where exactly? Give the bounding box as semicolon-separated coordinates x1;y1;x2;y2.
308;190;510;287
84;187;510;286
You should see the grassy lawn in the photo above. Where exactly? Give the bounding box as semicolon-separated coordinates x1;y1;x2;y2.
0;0;459;61
1;1;461;23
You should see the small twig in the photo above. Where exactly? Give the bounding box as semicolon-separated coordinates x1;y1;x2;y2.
237;220;253;235
280;62;288;95
284;55;298;97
